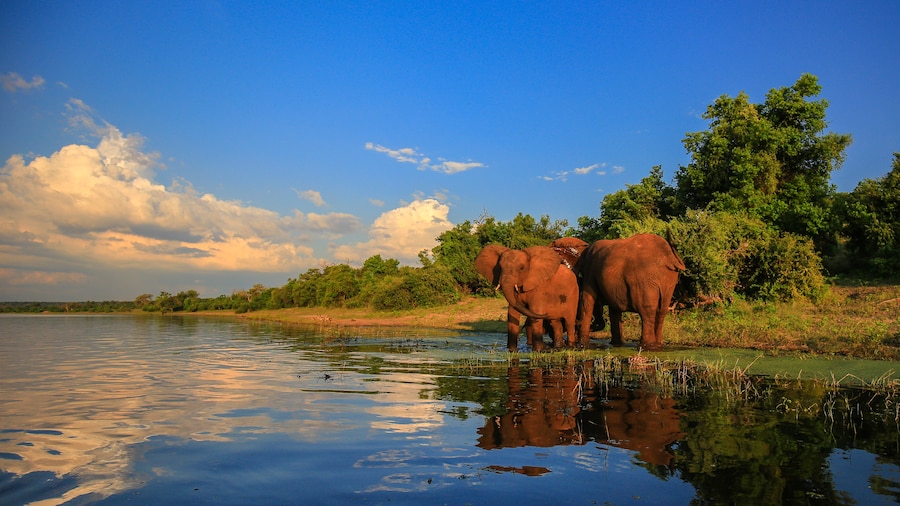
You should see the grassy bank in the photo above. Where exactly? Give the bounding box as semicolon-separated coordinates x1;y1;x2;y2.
223;284;900;361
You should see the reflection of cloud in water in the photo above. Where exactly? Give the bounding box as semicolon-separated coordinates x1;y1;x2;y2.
0;317;448;504
365;374;447;434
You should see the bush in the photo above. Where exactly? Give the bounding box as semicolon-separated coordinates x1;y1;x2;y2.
608;211;827;304
743;231;827;302
371;266;460;311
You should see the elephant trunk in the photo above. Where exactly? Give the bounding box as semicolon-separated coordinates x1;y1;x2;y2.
499;281;548;320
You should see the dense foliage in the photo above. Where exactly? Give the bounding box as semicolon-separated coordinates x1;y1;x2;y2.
837;152;900;276
4;74;897;314
675;73;852;247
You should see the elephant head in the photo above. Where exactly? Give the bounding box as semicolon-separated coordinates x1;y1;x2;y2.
475;245;561;320
548;237;589;270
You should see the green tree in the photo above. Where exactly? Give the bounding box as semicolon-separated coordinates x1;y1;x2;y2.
351;255;401;307
370;265;459;311
596;165;677;238
840;152;900;275
177;290;200;312
432;220;484;291
676;73;852;245
292;268;323;307
317;264;359;307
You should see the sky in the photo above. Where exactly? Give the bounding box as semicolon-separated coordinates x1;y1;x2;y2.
1;1;898;302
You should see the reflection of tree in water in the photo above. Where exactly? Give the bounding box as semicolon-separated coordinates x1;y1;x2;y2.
432;358;900;504
674;380;900;504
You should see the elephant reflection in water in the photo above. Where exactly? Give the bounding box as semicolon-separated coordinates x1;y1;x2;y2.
477;364;685;467
477;364;585;449
587;386;686;466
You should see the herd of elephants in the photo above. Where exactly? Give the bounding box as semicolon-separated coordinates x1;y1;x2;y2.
474;233;686;351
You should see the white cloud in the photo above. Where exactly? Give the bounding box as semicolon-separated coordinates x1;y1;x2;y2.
574;163;602;175
295;188;326;207
332;199;453;264
436;160;484;174
1;72;45;93
543;162;620;181
0;107;367;293
365;142;485;174
541;170;569;182
0;101;476;299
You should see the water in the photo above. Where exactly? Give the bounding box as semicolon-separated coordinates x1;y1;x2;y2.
0;314;898;505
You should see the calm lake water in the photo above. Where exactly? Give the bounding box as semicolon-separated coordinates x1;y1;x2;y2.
1;314;899;505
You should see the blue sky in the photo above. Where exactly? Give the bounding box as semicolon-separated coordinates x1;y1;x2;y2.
1;1;898;301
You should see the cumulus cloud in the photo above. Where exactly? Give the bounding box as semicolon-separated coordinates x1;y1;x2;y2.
0;106;370;290
332;199;453;264
365;142;485;174
1;72;45;93
295;188;326;207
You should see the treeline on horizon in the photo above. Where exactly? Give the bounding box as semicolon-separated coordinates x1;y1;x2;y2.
4;74;899;315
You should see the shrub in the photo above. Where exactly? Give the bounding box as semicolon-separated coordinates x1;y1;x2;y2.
371;266;460;311
608;211;827;304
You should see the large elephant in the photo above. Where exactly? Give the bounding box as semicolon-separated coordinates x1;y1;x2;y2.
475;244;578;351
575;233;685;350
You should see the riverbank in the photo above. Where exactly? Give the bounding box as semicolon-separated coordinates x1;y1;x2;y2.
207;283;900;361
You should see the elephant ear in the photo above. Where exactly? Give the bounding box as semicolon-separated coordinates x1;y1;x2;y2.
474;244;509;286
522;246;562;291
548;237;588;270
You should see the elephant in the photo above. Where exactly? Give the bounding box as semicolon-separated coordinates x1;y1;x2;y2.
548;236;589;270
548;237;605;333
475;244;579;351
575;233;685;350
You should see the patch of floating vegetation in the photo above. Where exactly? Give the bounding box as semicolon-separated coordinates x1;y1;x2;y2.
451;348;900;428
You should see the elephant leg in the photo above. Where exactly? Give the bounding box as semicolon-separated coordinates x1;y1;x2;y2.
609;308;625;346
524;317;535;348
507;310;522;351
549;319;565;348
591;304;606;331
526;318;546;351
563;317;577;348
577;289;597;348
638;312;658;350
643;306;667;350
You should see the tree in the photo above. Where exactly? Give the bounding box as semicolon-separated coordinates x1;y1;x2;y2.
472;213;567;249
596;165;677;238
676;74;852;245
134;293;153;307
432;221;483;291
292;268;323;307
317;264;359;307
840;152;900;275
